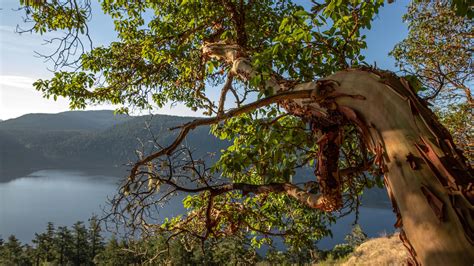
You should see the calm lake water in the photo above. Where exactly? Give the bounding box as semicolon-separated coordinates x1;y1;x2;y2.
0;170;396;249
0;170;120;242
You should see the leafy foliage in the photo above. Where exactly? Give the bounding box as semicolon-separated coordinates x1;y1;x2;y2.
16;0;390;254
391;0;472;104
211;108;313;184
22;0;384;113
16;0;472;261
391;0;473;162
435;103;473;164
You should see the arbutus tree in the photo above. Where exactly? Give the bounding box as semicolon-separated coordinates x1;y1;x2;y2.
391;0;473;163
18;0;473;265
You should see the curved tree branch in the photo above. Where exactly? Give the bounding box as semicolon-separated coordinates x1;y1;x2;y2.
129;88;318;180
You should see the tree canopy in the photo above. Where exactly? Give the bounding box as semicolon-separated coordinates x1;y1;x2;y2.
20;0;386;248
391;0;473;163
17;0;473;264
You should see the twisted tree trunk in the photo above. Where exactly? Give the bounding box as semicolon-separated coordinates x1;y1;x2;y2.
203;43;474;265
304;69;474;265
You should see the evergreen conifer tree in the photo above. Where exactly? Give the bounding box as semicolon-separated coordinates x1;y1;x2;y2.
72;221;89;265
88;215;105;263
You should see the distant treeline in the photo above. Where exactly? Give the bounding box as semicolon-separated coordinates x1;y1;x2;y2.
0;218;368;265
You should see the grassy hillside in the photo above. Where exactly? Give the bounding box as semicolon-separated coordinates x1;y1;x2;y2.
340;234;409;265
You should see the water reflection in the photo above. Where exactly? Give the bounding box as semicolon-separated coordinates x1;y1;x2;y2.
0;170;396;249
0;170;119;242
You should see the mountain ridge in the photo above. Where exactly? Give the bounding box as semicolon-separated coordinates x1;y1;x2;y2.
0;110;226;182
0;110;132;132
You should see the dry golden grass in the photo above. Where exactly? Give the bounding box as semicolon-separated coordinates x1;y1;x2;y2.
340;233;409;266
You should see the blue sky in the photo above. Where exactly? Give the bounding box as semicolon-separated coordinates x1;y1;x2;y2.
0;0;409;120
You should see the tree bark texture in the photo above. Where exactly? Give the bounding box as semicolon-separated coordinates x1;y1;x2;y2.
292;69;474;265
203;43;474;265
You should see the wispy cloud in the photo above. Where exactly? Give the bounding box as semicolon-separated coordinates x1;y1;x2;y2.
0;75;38;90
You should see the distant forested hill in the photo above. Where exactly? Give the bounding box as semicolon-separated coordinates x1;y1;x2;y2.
0;130;51;179
0;110;131;132
0;110;389;208
0;110;226;182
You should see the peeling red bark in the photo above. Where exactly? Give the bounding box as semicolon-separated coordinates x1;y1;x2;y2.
420;186;445;221
200;43;474;265
279;68;474;265
324;69;474;265
406;152;420;170
400;229;419;266
313;128;343;212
